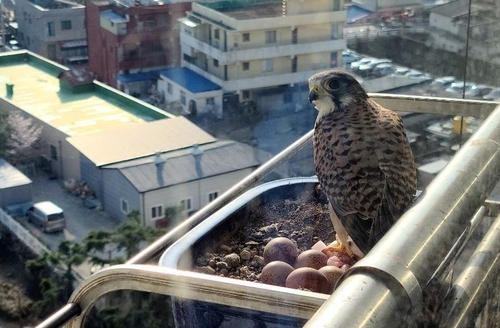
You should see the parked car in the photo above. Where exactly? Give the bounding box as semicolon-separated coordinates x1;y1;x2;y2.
430;76;456;89
404;69;431;79
445;82;475;94
350;57;375;72
391;66;410;76
342;50;361;65
358;59;392;75
464;85;493;98
483;88;500;101
372;63;396;77
27;201;66;233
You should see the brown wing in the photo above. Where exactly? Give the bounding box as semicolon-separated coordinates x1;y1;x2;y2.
367;99;417;246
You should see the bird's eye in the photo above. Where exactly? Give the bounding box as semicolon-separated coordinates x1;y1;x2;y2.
328;79;341;90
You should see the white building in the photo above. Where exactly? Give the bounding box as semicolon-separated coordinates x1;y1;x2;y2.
157;67;224;118
428;0;500;64
14;0;88;65
178;0;347;112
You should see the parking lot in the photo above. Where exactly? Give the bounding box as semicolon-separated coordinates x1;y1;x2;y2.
15;171;122;277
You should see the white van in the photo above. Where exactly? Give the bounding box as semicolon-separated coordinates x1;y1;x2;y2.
27;201;66;233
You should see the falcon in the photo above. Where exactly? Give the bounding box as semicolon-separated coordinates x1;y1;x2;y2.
308;70;417;258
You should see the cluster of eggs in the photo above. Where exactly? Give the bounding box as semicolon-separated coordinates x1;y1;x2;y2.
260;237;355;294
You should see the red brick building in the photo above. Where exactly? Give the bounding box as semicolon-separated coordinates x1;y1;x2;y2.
85;0;191;89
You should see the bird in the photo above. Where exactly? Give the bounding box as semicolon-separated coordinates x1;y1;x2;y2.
308;70;417;258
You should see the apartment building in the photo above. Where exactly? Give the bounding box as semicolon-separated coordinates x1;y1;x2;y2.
178;0;347;112
428;0;500;65
14;0;88;65
85;0;191;90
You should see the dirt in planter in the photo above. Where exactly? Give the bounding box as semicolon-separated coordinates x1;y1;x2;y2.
192;188;335;282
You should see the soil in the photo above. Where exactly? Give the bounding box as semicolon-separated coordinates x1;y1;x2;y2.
192;188;335;282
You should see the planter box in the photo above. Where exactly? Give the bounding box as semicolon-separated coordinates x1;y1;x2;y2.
159;177;327;328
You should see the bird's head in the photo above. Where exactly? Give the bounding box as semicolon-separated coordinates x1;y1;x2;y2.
308;70;368;120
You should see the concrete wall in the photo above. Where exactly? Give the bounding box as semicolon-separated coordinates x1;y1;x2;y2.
143;168;254;226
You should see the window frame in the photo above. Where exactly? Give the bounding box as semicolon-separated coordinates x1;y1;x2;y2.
180;198;192;212
208;191;219;203
150;204;164;220
120;198;129;214
61;20;72;31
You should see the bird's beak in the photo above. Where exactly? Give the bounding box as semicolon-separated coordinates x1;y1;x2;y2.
308;90;318;103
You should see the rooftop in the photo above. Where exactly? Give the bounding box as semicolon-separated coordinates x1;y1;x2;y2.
203;0;283;20
67;116;216;166
0;51;170;138
104;140;259;192
429;0;480;18
0;158;32;190
160;68;221;94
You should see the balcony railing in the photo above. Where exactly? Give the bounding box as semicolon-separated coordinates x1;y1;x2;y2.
181;32;346;64
36;95;500;328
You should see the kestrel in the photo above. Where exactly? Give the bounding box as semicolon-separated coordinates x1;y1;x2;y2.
308;70;417;258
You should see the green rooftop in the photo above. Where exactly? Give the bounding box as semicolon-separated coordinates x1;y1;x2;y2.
0;51;171;137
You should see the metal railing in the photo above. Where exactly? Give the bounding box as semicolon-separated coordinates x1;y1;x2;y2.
36;95;500;328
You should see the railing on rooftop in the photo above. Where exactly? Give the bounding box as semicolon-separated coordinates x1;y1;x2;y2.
36;95;500;328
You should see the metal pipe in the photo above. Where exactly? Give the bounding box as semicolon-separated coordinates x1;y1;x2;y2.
369;94;498;118
64;265;329;328
305;103;500;327
438;214;500;328
35;303;81;328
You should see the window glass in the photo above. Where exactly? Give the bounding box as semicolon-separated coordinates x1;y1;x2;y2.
61;20;72;30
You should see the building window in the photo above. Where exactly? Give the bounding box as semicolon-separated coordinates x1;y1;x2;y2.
151;205;163;220
214;29;220;40
47;22;55;37
262;59;273;72
242;90;250;99
333;0;340;11
121;198;129;214
242;33;250;42
167;82;173;94
180;91;186;105
50;145;58;161
208;191;219;202
242;62;250;71
206;97;215;105
181;198;192;212
214;59;219;67
265;30;276;44
61;20;72;31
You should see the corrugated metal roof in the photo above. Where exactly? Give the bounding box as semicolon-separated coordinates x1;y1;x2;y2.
103;140;259;192
67;117;216;166
160;68;222;93
0;158;32;189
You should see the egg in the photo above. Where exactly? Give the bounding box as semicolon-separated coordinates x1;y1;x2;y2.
319;266;344;293
285;267;329;294
261;261;295;287
294;249;328;269
263;237;298;265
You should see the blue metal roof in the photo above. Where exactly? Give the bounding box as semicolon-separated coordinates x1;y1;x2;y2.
346;5;371;23
100;10;129;24
117;70;162;84
160;68;221;94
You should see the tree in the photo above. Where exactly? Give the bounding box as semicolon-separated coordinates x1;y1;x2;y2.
5;112;43;165
113;210;164;258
